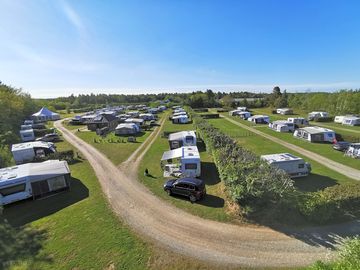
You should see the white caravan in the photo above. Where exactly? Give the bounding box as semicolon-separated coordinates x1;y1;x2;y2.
168;131;197;149
139;113;155;121
308;111;329;121
293;126;335;143
334;115;346;124
287;117;309;126
161;146;201;178
276;108;293;115
11;141;56;164
269;120;295;132
261;153;311;178
345;143;360;159
174;108;185;114
172;115;189;124
236;107;248;111
248;115;270;124
342;116;360;126
20;129;35;142
172;111;187;117
0;160;70;205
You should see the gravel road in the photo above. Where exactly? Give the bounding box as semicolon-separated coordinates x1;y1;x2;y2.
222;115;360;181
54;119;359;268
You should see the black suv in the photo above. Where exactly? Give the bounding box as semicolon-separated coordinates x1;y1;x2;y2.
163;177;206;203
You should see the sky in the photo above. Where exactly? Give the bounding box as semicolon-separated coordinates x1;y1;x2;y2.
0;0;360;98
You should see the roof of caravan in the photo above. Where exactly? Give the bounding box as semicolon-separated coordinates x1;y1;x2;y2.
172;115;188;119
161;146;200;161
343;116;360;120
250;115;269;119
139;113;154;117
125;118;144;123
298;126;334;134
261;153;303;163
277;108;292;111
11;141;54;152
0;160;70;187
288;117;306;120
272;120;293;124
116;123;137;129
168;131;196;141
309;111;328;114
173;111;187;116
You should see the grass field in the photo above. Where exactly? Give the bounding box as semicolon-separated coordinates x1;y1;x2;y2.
138;117;234;223
207;118;355;192
1;140;151;270
216;110;360;170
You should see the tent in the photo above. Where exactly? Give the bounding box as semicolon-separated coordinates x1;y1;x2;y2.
32;107;60;122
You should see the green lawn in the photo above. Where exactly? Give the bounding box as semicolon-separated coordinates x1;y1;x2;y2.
1;140;151;270
207;118;355;192
138;118;234;223
75;128;152;165
218;111;360;170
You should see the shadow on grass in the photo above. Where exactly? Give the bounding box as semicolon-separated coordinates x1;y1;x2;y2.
3;177;89;227
0;218;52;269
201;162;220;185
293;173;338;192
170;194;225;208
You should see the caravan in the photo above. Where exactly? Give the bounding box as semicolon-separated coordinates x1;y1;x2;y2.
276;108;293;115
168;131;197;149
269;120;295;132
0;160;71;205
308;111;329;121
261;153;311;178
342;116;360;126
172;115;189;124
161;146;201;177
293;127;335;143
248;115;270;124
287;117;309;126
11;141;56;164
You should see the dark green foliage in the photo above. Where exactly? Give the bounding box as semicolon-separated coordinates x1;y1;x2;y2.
192;112;295;209
313;116;334;122
308;237;360;270
199;113;220;119
299;184;360;224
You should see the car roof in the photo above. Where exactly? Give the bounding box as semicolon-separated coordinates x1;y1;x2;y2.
176;177;204;186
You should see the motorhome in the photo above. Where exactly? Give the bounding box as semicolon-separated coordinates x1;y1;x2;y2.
308;111;329;121
161;146;201;177
269;120;295;132
168;131;197;149
20;129;35;142
11;141;56;164
247;115;270;124
0;160;70;205
293;126;335;143
276;108;293;115
342;116;360;126
287;117;309;126
261;153;311;178
172;115;189;124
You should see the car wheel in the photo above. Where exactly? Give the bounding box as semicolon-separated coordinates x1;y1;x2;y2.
166;189;172;196
189;195;196;203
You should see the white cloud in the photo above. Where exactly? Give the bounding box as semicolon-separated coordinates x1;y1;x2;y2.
58;0;86;38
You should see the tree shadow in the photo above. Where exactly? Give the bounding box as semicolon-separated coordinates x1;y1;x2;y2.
293;173;338;192
0;218;52;269
2;177;89;227
201;162;221;185
197;194;225;208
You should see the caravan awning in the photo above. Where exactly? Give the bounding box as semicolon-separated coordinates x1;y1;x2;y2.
161;148;183;160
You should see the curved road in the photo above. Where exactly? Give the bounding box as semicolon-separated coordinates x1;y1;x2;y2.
221;115;360;181
54;119;360;268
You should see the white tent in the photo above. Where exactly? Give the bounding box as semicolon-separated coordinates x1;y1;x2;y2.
32;107;60;122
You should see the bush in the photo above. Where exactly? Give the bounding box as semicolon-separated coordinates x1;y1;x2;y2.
314;116;334;122
216;108;229;112
299;184;360;224
191;111;295;210
199;113;220;119
193;108;208;112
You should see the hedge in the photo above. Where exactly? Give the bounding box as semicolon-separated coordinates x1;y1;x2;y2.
191;111;295;208
199;113;220;119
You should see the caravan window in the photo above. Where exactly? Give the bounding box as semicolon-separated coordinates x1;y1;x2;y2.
185;136;194;144
0;183;26;196
298;164;305;169
185;163;197;170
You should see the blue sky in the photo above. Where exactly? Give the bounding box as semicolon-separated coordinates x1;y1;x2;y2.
1;0;360;98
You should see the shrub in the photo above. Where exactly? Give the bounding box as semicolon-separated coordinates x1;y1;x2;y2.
193;108;208;112
299;184;360;224
216;108;229;112
314;116;334;122
191;111;295;210
199;113;220;119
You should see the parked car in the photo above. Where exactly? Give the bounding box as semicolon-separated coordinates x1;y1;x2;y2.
35;133;60;142
163;177;206;203
333;141;351;151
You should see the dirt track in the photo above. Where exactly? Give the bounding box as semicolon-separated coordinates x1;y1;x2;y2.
54;119;360;268
222;115;360;181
